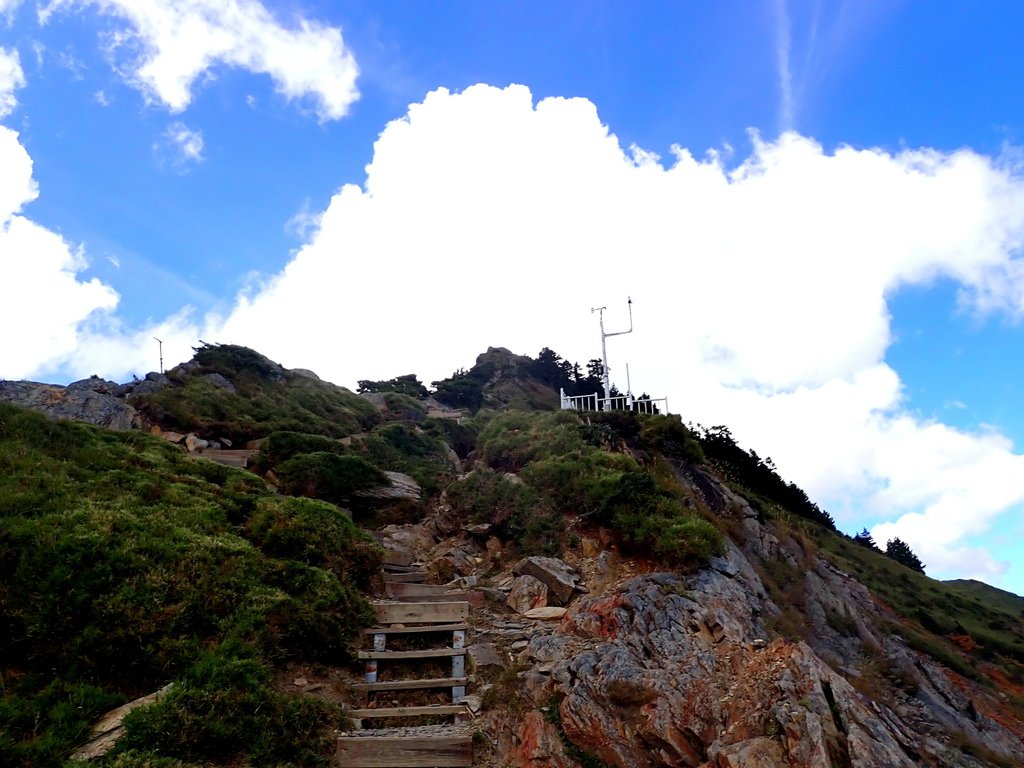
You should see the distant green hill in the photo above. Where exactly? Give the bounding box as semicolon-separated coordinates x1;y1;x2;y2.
945;579;1024;616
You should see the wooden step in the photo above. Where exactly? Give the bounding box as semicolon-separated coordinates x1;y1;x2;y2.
381;563;424;574
383;572;428;583
386;582;456;597
336;734;471;767
347;704;469;719
358;648;466;660
387;591;473;604
379;549;415;567
374;601;468;625
363;622;468;635
352;676;468;692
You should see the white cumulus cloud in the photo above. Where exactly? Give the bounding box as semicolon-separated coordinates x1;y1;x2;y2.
29;83;1024;589
0;46;121;379
39;0;359;120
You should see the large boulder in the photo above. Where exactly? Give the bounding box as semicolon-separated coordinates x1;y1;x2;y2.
507;574;548;615
513;556;582;606
0;379;140;431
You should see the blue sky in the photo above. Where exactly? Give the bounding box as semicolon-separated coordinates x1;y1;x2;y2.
2;1;1024;593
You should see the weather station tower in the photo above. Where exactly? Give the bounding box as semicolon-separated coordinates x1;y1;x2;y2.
559;299;669;415
591;298;633;410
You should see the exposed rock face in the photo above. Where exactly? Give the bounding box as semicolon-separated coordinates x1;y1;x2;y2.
540;530;1024;768
0;379;141;430
475;470;1024;767
556;568;918;767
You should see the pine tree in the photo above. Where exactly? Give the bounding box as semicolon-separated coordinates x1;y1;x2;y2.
853;528;879;550
885;537;925;573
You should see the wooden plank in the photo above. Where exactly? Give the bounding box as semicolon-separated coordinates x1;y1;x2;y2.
386;582;455;597
358;648;466;660
347;704;468;719
379;550;415;567
373;601;468;625
383;572;427;583
335;735;471;767
351;676;468;692
363;622;468;635
388;591;484;608
381;563;423;573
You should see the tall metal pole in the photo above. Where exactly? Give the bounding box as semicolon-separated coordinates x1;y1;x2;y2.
591;298;633;410
154;337;164;375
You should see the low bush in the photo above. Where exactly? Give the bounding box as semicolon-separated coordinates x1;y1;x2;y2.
445;469;560;555
349;423;455;496
251;430;349;475
467;411;723;565
275;452;389;515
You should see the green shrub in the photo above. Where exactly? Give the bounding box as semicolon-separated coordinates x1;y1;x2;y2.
445;469;560;555
120;648;340;766
275;452;388;514
638;415;705;464
245;496;382;585
131;344;378;443
467;411;723;565
349;423;455;496
422;417;478;460
251;431;349;474
357;374;429;399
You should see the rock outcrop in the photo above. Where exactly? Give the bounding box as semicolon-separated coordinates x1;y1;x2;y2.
494;514;1024;768
0;378;141;430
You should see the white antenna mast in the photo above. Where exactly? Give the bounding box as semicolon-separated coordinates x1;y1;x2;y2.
590;297;633;409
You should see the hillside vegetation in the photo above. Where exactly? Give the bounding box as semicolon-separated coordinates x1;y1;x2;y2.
0;404;381;767
131;344;379;443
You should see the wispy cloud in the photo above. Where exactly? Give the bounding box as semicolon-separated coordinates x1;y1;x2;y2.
0;46;25;118
153;121;203;172
773;0;795;132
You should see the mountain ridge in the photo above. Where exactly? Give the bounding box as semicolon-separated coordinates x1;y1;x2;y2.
1;343;1022;767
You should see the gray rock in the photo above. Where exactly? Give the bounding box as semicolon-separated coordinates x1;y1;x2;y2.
467;643;505;672
357;471;421;501
128;372;171;396
513;556;581;606
184;434;209;452
202;372;236;393
0;380;140;431
507;574;548;615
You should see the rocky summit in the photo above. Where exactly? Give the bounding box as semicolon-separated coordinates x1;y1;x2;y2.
1;343;1022;768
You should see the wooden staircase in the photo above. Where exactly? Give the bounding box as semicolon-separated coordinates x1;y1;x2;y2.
335;560;476;767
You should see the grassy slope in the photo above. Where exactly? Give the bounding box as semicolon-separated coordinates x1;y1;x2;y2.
809;524;1024;687
0;404;381;768
946;579;1024;616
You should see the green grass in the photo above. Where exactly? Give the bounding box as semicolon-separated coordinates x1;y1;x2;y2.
0;403;380;767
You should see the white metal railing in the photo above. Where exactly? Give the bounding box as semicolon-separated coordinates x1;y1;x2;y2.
560;389;668;415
